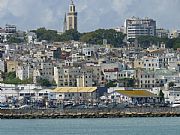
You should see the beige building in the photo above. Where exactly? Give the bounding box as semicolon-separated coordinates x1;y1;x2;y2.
6;60;18;73
136;69;156;88
54;67;93;87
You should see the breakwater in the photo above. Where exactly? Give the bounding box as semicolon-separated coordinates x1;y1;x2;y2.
1;107;180;119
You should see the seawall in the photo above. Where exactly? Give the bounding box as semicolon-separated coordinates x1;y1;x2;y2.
1;107;180;119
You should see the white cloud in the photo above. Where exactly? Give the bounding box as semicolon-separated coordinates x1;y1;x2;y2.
0;0;179;32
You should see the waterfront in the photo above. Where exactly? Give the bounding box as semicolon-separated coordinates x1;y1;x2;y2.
0;118;180;135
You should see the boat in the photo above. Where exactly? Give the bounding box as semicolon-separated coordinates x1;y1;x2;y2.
171;100;180;107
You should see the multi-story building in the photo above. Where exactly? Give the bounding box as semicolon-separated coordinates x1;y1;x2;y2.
134;56;160;70
54;67;93;87
5;24;16;33
6;60;18;73
16;64;34;80
54;67;78;87
33;62;54;83
136;69;156;88
125;17;156;39
0;59;5;72
156;28;169;38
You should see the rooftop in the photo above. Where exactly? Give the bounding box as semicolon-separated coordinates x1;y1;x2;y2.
53;87;97;93
116;90;158;98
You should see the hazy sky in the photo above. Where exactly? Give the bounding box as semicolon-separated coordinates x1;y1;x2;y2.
0;0;179;32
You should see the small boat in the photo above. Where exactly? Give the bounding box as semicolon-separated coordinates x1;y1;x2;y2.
171;100;180;107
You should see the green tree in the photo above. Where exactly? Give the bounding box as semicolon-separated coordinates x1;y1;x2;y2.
159;90;164;103
105;81;117;88
37;78;51;87
57;29;81;42
118;78;136;87
2;71;22;84
168;82;175;88
7;36;24;43
80;29;125;47
32;27;58;42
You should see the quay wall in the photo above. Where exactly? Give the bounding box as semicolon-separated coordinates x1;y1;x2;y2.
1;107;180;119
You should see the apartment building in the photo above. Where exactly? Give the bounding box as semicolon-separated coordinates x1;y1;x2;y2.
125;17;156;39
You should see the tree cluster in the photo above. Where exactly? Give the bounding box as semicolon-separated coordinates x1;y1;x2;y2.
129;35;180;50
36;78;56;87
32;28;126;47
1;72;33;84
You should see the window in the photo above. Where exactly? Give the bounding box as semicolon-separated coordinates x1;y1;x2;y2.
44;93;48;96
25;93;30;96
20;93;24;96
31;93;35;96
39;93;43;96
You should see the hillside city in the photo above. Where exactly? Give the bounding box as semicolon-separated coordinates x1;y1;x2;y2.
0;1;180;109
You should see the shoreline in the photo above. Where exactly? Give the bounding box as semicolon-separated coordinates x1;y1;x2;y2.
1;108;180;119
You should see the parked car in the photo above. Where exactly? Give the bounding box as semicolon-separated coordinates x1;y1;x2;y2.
0;103;9;109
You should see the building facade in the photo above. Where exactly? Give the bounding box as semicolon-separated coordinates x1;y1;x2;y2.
125;17;156;39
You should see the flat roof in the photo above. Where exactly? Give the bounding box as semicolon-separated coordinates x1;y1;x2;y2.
53;87;97;93
116;90;158;98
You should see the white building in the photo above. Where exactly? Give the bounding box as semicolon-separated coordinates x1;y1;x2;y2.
0;59;5;72
108;90;159;104
16;64;34;80
27;32;37;44
82;47;95;57
49;87;97;103
33;62;54;83
125;17;156;39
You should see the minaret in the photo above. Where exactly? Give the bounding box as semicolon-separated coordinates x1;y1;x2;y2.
67;0;77;31
63;13;67;32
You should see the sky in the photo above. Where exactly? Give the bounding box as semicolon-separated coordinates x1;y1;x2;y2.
0;0;180;32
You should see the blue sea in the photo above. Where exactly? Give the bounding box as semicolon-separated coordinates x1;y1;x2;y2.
0;118;180;135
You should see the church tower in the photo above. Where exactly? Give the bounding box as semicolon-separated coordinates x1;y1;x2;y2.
63;13;67;32
67;0;77;31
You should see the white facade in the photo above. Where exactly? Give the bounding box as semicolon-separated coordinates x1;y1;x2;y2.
16;65;34;80
0;59;5;72
125;17;156;39
27;32;37;44
82;47;95;57
34;62;54;82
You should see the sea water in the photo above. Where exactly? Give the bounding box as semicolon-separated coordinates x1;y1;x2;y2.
0;117;180;135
